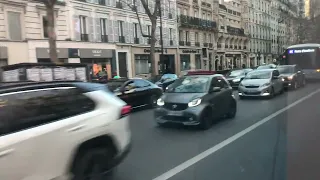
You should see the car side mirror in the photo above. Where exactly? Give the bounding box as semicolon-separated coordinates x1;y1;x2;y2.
210;87;221;93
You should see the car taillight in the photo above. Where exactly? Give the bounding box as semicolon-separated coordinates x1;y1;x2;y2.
120;105;131;118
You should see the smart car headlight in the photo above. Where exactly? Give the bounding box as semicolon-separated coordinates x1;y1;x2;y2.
188;98;202;107
157;98;164;106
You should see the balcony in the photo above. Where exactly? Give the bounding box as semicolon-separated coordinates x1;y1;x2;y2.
225;44;228;48
217;44;221;48
178;15;217;31
101;35;108;42
81;34;89;42
209;43;213;48
170;40;173;46
201;1;211;8
203;43;208;47
119;36;125;43
226;26;245;36
116;1;123;8
179;41;185;46
192;0;198;3
134;38;139;44
234;45;237;49
186;41;191;46
98;0;105;5
195;42;200;47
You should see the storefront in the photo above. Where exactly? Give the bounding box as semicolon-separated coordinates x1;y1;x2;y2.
179;49;202;72
131;47;178;76
0;46;8;67
79;49;115;80
36;48;69;63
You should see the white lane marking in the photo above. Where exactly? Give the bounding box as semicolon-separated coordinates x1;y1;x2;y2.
153;88;320;180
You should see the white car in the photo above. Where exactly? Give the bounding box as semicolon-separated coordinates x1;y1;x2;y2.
0;81;131;180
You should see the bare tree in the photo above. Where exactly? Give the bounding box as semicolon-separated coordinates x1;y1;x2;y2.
42;0;59;63
121;0;161;76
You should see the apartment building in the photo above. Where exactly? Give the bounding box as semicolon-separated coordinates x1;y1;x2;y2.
0;0;68;66
216;0;249;69
176;0;219;71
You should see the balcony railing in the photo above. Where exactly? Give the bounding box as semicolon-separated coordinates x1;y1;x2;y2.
179;41;185;46
203;43;208;47
101;35;108;42
119;36;125;43
195;42;200;47
81;34;89;42
186;42;191;46
226;26;245;36
209;43;213;48
217;44;221;48
116;1;123;8
178;15;217;30
98;0;105;5
225;45;228;48
134;38;139;44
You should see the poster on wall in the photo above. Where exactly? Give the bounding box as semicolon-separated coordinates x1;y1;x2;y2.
40;68;53;81
65;68;76;80
26;68;40;81
2;69;19;82
53;67;66;80
75;67;87;81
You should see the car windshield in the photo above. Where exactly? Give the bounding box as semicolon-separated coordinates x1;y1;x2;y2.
167;76;209;93
227;70;244;77
245;71;271;79
277;66;294;74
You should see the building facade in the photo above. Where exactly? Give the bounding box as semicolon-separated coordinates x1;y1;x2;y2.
216;0;249;69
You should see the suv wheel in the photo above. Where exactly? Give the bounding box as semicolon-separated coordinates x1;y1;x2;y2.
72;148;114;180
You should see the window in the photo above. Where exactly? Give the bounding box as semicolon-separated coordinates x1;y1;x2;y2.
42;16;48;38
7;11;22;40
147;25;151;36
100;18;107;35
79;16;87;34
169;28;172;40
118;21;124;36
179;30;183;41
203;33;207;43
185;31;189;42
135;54;150;74
0;87;95;134
209;34;212;43
134;23;138;38
134;79;150;88
195;32;199;42
194;10;198;17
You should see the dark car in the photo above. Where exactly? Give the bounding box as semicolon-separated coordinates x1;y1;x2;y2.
225;69;253;89
155;74;178;91
154;74;237;130
277;65;306;89
107;78;163;108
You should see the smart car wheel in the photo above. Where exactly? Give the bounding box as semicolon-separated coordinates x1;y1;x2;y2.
226;101;237;119
199;109;213;130
71;148;114;180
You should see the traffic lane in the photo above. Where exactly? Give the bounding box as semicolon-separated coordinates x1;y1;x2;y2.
286;87;320;180
168;111;289;180
168;86;320;180
114;84;320;180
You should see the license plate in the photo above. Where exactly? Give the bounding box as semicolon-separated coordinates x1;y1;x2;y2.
167;111;182;116
246;89;257;93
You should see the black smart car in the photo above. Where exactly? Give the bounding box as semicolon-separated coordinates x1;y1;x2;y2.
154;74;237;130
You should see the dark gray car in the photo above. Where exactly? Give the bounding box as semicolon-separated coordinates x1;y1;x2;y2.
225;69;253;89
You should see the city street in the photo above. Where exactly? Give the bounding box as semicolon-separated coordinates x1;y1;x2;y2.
114;83;320;180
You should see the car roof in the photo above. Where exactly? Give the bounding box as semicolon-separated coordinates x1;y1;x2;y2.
184;74;224;78
251;69;276;72
0;81;108;94
277;65;295;67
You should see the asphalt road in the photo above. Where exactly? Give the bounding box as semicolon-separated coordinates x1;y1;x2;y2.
114;83;320;180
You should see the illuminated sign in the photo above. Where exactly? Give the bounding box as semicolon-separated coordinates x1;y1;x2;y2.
289;49;315;54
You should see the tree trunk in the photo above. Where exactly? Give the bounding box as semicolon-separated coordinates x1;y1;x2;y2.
46;4;59;63
149;18;157;76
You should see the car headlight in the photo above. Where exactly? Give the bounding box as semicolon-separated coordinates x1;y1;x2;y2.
287;75;294;80
261;83;271;87
157;98;164;106
188;98;202;107
233;78;241;82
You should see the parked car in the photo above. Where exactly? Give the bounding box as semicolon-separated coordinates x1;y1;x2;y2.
108;78;163;108
256;63;277;70
155;74;178;91
154;74;237;130
277;64;306;89
238;69;284;99
225;68;253;89
0;81;131;180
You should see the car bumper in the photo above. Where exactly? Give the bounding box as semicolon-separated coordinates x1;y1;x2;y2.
154;105;205;125
238;86;272;97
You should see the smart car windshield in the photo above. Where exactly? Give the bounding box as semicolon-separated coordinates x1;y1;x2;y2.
245;71;271;79
167;76;209;93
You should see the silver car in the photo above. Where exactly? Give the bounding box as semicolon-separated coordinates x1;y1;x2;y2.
238;69;284;99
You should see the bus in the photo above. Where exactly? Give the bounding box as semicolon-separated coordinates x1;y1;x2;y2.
282;43;320;80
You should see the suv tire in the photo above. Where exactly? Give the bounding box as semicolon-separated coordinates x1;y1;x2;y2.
71;148;115;180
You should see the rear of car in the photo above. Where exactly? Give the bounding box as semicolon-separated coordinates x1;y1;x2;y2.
277;65;306;89
0;82;131;180
225;69;253;89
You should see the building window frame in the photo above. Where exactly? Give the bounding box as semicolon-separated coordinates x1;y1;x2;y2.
5;8;25;41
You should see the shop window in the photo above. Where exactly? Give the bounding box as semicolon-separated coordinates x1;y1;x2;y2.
80;59;112;80
195;55;201;69
180;55;191;71
135;55;150;75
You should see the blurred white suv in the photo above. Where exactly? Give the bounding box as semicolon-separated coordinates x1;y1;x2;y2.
0;81;132;180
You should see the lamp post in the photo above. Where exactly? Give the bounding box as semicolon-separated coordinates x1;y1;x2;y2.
158;0;164;74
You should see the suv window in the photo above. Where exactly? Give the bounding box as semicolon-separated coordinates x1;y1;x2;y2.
134;79;150;88
0;87;95;134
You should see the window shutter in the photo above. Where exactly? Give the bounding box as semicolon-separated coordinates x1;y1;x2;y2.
113;20;119;42
73;15;81;41
95;18;101;42
108;19;114;42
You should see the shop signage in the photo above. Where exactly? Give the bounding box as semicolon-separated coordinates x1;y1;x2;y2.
79;49;113;58
36;48;69;59
182;49;200;54
144;49;168;53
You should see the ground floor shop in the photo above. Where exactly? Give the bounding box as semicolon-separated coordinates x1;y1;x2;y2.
178;48;204;72
249;53;273;67
214;52;250;70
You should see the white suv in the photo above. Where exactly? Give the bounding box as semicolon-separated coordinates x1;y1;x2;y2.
0;81;132;180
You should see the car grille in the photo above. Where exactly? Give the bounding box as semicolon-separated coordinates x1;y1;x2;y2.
164;103;188;111
243;91;261;95
245;86;260;88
